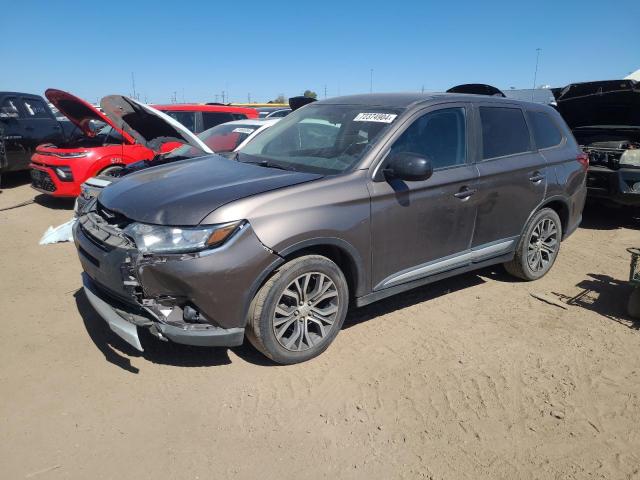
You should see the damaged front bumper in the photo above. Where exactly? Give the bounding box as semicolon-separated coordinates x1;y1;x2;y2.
587;166;640;206
82;273;244;351
73;208;282;351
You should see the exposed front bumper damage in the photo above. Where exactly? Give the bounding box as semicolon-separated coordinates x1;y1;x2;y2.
587;166;640;206
73;206;281;350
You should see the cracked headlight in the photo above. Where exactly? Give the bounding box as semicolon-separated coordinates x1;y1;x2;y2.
620;149;640;167
124;221;244;253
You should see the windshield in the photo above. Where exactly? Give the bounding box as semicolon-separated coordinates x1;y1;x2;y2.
239;104;402;174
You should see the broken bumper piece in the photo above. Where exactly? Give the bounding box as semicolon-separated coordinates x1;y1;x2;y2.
82;273;245;350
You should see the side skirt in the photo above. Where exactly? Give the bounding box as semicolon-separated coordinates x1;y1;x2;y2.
355;252;514;308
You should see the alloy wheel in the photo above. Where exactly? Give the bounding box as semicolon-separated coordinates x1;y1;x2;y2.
527;217;558;272
272;272;339;352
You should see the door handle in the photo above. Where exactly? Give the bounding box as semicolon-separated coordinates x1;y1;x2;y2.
529;172;545;183
454;186;477;200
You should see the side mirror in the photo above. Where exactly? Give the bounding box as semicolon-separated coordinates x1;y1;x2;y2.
383;152;433;181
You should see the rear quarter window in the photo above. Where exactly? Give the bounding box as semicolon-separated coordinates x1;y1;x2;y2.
527;111;563;149
479;106;531;159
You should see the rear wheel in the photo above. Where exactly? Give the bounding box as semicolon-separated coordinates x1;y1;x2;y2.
504;208;562;281
247;255;349;364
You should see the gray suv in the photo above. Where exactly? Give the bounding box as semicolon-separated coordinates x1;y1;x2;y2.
74;93;587;364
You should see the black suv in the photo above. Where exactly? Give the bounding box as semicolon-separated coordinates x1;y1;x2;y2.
75;93;587;364
0;92;69;182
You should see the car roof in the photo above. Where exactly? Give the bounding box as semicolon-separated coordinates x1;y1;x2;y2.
151;104;256;114
0;91;45;99
317;92;543;109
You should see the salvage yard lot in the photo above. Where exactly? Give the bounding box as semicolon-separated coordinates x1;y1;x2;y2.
1;175;639;480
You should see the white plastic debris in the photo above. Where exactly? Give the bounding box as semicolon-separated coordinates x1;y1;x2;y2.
39;218;76;245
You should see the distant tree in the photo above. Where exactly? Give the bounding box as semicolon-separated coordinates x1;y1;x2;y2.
303;90;318;99
270;94;286;104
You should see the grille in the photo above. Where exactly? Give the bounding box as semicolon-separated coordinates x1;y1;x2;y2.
30;169;57;192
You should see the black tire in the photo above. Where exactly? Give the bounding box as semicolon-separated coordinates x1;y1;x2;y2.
504;208;562;281
99;165;124;177
246;255;349;364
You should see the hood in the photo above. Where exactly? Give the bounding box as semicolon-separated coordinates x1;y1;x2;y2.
98;155;322;225
446;84;506;97
45;88;133;141
555;80;640;130
100;95;213;153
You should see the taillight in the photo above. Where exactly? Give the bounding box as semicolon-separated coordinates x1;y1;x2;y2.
577;152;589;170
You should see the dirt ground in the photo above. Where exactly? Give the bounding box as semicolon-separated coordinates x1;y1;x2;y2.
1;172;639;480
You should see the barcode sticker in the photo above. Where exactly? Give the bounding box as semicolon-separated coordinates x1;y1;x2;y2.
353;113;397;123
232;128;255;134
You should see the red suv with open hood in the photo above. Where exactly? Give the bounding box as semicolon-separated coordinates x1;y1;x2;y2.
29;89;160;197
30;90;257;197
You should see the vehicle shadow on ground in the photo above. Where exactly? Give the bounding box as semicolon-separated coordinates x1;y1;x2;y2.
34;194;75;210
344;272;487;329
74;289;278;372
0;171;30;189
553;273;638;329
75;273;493;372
580;203;640;231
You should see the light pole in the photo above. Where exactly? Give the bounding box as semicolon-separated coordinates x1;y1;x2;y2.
532;48;541;101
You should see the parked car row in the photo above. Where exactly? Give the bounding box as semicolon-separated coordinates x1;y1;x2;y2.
25;89;258;197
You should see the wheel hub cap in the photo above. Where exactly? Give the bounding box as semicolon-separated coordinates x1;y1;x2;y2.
527;217;558;272
272;272;339;352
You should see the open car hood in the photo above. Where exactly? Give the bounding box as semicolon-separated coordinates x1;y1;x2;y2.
554;80;640;130
45;88;133;141
100;95;213;153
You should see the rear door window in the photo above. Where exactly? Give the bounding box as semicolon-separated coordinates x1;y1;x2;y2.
391;107;466;170
202;112;236;129
479;106;531;159
21;98;52;118
527;111;563;149
164;111;196;132
0;97;21;118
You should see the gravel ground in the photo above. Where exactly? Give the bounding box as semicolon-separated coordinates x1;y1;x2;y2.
1;172;639;480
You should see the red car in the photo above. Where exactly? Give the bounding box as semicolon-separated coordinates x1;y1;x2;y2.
152;104;258;134
30;90;257;197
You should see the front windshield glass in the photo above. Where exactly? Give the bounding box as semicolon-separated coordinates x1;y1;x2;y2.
165;122;262;159
239;104;402;174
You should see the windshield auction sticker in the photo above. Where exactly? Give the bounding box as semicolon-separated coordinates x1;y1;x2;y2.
232;128;255;134
353;113;397;123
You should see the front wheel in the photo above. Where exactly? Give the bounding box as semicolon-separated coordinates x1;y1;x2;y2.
504;208;562;281
247;255;349;364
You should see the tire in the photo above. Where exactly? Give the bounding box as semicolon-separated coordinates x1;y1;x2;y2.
246;255;349;364
99;165;124;177
504;208;562;281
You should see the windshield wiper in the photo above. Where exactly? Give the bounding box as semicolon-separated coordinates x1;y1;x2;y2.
242;159;294;171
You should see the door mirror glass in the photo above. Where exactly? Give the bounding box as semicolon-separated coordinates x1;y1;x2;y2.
383;152;433;181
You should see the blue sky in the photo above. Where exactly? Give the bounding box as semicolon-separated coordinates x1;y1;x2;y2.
1;0;638;104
